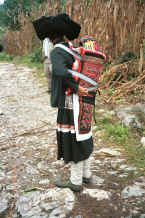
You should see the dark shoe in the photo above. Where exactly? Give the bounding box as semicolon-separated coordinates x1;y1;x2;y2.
55;180;82;192
83;177;92;184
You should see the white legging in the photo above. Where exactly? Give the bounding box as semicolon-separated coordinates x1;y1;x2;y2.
70;157;92;185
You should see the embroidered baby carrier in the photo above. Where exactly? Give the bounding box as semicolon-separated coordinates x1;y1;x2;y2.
54;38;106;134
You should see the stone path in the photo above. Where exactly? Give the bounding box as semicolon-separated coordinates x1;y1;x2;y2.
0;62;145;218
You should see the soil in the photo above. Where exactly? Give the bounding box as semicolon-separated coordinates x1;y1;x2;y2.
0;62;145;218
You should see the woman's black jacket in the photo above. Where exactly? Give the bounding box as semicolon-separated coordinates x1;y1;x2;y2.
50;42;78;108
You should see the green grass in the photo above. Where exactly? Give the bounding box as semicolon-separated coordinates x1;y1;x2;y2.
105;123;129;144
94;113;145;175
0;51;14;61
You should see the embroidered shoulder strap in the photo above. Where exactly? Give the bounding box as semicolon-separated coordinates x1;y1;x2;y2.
54;43;98;89
54;43;82;60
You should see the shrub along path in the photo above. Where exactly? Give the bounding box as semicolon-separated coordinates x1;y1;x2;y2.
0;62;145;218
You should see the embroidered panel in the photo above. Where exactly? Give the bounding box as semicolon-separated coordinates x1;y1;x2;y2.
78;97;93;134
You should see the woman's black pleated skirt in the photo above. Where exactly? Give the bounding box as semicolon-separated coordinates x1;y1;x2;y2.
57;108;93;164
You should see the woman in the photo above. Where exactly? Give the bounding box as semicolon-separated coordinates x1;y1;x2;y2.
33;13;94;192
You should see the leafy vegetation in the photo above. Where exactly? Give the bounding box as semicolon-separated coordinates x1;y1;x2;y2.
25;46;42;63
105;123;129;144
0;51;14;61
116;51;137;64
0;0;47;30
94;110;145;175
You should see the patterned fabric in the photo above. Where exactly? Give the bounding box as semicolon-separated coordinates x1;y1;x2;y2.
64;94;73;109
56;94;93;163
57;95;74;133
78;97;94;134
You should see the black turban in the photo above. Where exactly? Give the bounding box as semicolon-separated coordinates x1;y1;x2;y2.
32;13;81;41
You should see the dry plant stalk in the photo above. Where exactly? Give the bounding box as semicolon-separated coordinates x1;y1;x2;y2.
4;0;145;57
3;0;145;103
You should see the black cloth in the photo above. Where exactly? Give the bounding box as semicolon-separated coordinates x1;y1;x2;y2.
57;108;94;163
50;42;78;108
50;41;94;163
32;14;81;41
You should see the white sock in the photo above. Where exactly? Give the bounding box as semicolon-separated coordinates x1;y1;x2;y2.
83;157;92;179
70;161;83;186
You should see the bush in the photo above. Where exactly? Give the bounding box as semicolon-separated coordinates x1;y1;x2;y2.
105;123;129;144
28;46;42;63
116;51;136;64
0;51;14;61
136;0;145;4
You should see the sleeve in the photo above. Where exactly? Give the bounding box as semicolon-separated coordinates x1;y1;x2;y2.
63;77;78;93
50;48;73;78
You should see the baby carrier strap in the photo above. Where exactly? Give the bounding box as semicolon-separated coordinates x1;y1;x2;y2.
54;43;82;60
54;43;98;90
54;43;99;124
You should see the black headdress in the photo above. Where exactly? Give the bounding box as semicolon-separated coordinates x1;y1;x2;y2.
32;13;81;41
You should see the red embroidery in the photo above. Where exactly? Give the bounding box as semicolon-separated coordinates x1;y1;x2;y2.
78;97;93;134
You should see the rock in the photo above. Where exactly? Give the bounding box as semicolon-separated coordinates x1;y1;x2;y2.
135;181;145;187
133;103;145;115
117;111;141;128
96;109;106;113
141;137;145;146
119;164;128;170
49;207;65;218
124;167;136;172
119;165;136;172
96;148;121;156
37;161;49;171
110;161;119;169
107;110;116;116
16;188;75;217
110;159;126;170
89;175;104;186
83;188;111;200
25;165;39;175
39;179;50;185
115;104;145;128
107;170;117;175
121;185;145;198
0;108;3;115
1;61;145;217
0;192;12;214
0;170;5;178
119;173;129;178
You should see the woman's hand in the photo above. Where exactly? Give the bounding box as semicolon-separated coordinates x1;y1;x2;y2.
77;85;88;96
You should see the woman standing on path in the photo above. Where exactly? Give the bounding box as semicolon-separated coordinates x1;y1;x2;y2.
33;13;94;192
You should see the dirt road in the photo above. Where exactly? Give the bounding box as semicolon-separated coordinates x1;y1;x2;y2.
0;62;145;218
